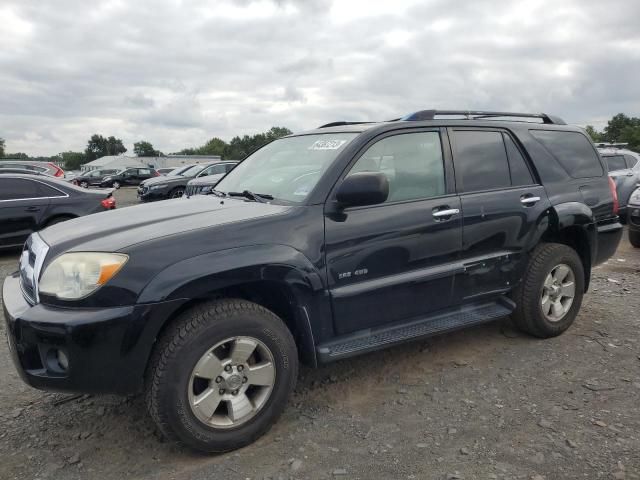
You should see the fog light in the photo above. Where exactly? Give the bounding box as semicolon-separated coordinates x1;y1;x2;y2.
56;350;69;371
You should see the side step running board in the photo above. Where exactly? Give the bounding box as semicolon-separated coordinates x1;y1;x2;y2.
316;298;514;363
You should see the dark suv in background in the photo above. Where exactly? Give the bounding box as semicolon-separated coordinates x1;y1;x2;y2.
597;143;640;219
100;167;159;188
3;110;622;454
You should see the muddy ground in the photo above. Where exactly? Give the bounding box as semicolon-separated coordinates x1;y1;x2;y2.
1;189;639;479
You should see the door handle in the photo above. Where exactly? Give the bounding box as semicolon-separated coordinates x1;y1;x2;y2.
25;206;40;212
432;207;460;219
520;195;541;206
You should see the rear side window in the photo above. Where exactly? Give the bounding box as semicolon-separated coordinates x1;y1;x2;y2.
604;155;627;172
530;130;603;178
452;130;511;192
225;163;237;173
625;155;638;169
0;178;40;200
38;183;66;197
503;133;534;186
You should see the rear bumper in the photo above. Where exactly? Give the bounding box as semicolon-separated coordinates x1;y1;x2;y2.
3;272;186;395
594;220;623;265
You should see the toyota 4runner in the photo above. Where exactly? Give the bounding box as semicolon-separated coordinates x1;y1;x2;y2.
3;110;623;453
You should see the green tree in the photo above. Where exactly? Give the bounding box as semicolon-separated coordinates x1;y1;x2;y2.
85;134;127;161
60;151;87;170
584;125;603;143
603;113;640;143
0;137;5;157
133;140;161;157
619;125;640;151
3;152;28;159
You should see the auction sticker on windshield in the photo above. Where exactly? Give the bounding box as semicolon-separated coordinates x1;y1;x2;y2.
308;139;348;150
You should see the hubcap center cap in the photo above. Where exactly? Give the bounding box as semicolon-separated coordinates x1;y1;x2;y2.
226;374;243;390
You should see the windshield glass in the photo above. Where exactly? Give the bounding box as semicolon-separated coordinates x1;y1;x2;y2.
216;133;358;203
181;165;207;177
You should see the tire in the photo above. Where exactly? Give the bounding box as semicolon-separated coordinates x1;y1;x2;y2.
44;215;75;228
113;181;121;189
146;299;298;453
630;230;640;248
511;243;585;338
169;187;185;199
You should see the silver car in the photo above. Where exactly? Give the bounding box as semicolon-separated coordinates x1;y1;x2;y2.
597;143;640;218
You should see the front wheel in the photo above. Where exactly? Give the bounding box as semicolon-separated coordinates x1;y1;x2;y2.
146;299;298;453
112;181;121;189
169;187;185;199
630;229;640;248
511;243;584;338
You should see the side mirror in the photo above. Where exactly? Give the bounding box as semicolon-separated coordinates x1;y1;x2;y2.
336;172;389;208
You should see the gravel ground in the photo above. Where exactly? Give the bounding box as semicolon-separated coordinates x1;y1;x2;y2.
1;193;639;480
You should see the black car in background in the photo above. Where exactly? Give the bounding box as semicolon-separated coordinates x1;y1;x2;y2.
71;169;120;188
100;167;159;188
0;174;116;248
138;161;238;201
184;161;238;196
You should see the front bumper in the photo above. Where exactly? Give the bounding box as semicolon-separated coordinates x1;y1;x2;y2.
137;187;169;202
3;272;185;395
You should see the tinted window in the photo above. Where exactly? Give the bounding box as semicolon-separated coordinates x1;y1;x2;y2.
530;130;603;178
348;132;445;203
503;133;534;186
139;169;152;175
625;155;638;169
0;178;40;200
200;164;227;176
604;155;627;172
123;170;136;177
38;183;65;197
225;163;237;173
452;131;510;192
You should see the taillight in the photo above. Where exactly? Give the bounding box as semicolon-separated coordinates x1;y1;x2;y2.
608;176;619;216
101;196;116;210
49;162;65;177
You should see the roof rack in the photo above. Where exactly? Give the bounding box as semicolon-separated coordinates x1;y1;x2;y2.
317;121;374;128
399;110;566;125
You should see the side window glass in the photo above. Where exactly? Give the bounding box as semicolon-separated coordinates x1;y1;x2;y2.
225;163;236;173
139;169;151;175
605;155;626;172
347;132;445;203
503;133;534;186
0;179;40;200
530;130;603;178
38;183;65;197
625;155;638;169
452;131;511;192
210;165;227;175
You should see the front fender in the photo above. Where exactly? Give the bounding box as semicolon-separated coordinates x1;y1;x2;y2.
138;244;329;367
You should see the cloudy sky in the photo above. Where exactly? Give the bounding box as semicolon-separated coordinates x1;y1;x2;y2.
1;0;639;156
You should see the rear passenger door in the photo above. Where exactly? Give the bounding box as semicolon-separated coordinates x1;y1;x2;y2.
0;178;51;247
449;129;551;301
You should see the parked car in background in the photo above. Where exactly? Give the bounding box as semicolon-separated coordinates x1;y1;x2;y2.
156;167;177;175
597;143;640;219
2;110;622;453
100;167;159;189
185;161;238;197
72;169;120;188
0;160;65;178
628;187;640;248
0;174;115;248
138;161;237;201
64;170;81;180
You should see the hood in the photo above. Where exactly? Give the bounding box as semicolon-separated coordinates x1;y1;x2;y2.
140;175;184;187
39;196;290;253
188;174;225;186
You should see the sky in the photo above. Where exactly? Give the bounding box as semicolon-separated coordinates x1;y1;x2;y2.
1;0;639;157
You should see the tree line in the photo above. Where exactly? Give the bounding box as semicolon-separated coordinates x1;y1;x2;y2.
0;127;292;170
584;113;640;150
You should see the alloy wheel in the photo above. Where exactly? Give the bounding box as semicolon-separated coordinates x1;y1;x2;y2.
540;263;576;322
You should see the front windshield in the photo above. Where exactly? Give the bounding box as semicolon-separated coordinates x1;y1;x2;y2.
215;133;358;203
167;165;191;177
181;164;207;177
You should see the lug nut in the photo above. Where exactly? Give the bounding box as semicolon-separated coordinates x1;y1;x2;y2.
219;388;225;395
232;390;238;395
215;376;223;383
242;377;248;383
237;365;244;371
224;365;232;372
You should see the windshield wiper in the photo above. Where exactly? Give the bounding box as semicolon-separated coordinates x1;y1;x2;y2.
205;189;227;198
227;190;273;203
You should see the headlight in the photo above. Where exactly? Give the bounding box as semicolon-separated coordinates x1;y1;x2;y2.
39;252;128;300
150;184;168;190
630;188;640;205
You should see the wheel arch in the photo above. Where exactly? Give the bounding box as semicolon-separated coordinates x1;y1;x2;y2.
542;202;597;291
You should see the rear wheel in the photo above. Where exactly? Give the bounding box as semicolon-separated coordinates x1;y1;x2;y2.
80;181;88;188
511;243;584;338
630;230;640;248
146;299;298;453
112;181;121;189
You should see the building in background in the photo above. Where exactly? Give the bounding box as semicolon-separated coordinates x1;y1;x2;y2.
81;155;222;172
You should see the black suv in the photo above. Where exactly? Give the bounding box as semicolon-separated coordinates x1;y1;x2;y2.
100;167;158;188
2;110;622;453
